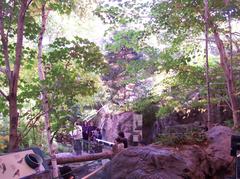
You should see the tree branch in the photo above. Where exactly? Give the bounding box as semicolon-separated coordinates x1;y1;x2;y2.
0;89;8;100
24;111;43;131
50;129;60;144
21;111;45;139
0;1;11;79
27;0;33;8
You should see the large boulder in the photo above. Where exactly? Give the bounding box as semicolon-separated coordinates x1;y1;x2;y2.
97;145;208;179
205;126;234;177
93;126;234;179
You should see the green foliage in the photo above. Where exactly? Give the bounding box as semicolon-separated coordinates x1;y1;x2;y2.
156;103;176;118
131;95;160;113
155;130;207;147
151;1;203;37
120;59;158;85
24;14;41;41
151;0;240;36
48;0;76;15
95;4;130;25
106;30;144;52
190;99;207;109
46;37;107;73
40;36;107;132
95;1;151;27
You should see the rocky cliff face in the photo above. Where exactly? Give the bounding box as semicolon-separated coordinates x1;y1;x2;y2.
92;126;234;179
98;111;133;142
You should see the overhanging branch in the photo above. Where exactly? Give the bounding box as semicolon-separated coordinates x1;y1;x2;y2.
27;0;33;8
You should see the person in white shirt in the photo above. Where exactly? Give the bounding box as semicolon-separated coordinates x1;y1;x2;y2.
72;122;83;155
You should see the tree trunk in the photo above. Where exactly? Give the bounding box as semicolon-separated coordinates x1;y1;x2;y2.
204;0;211;129
37;4;59;178
209;22;240;128
8;94;19;152
8;0;28;152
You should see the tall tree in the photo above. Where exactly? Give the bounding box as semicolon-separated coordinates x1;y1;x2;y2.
0;0;33;151
0;0;82;152
37;2;59;177
207;2;239;128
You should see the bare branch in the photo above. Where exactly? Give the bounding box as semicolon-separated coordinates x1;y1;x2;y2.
50;129;60;144
0;89;8;100
22;119;39;138
23;111;43;131
27;0;33;8
21;111;45;139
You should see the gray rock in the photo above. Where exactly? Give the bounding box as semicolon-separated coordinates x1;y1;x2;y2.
92;126;234;179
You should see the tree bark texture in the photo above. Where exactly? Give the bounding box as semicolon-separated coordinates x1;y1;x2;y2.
37;4;59;178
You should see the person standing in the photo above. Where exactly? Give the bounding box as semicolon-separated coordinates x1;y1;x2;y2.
72;122;83;155
114;137;124;153
88;121;96;141
94;128;103;153
82;121;89;152
118;131;128;148
95;128;102;140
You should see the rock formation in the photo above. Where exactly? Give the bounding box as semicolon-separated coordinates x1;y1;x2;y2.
92;126;234;179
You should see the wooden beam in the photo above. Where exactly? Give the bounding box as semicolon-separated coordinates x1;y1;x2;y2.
56;151;113;165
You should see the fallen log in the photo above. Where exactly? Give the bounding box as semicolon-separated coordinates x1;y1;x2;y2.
56;151;113;164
